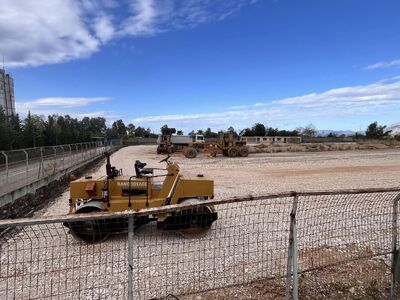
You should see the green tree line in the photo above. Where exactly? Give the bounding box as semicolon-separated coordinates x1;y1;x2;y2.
167;121;399;140
0;109;155;150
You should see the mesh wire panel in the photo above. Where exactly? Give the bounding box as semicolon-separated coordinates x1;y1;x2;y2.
0;190;399;299
0;219;128;299
296;191;399;298
133;197;292;299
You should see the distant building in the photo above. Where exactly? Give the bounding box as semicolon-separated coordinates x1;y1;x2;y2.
0;69;15;116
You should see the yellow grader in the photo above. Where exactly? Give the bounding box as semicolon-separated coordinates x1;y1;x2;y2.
183;131;249;158
64;152;217;242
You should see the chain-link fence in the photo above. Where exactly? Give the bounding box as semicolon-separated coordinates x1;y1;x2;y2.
0;188;399;299
0;143;117;198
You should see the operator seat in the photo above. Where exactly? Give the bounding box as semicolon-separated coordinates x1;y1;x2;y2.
134;160;154;178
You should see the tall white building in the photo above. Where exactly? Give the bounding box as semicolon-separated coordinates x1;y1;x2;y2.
0;69;15;116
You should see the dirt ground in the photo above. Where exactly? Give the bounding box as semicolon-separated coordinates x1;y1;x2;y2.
0;145;395;299
38;145;400;217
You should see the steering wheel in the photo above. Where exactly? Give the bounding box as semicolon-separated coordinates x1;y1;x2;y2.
159;155;171;163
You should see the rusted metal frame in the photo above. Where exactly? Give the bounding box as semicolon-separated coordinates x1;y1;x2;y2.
1;187;400;228
285;193;299;300
127;215;134;300
391;193;400;299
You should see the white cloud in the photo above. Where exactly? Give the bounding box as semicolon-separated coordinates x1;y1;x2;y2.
15;97;113;119
76;110;122;119
120;0;159;36
133;78;400;131
366;59;400;70
17;97;111;110
273;80;400;108
0;0;100;67
15;96;126;122
93;15;115;43
1;0;257;68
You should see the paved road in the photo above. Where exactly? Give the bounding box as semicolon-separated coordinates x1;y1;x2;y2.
0;148;105;196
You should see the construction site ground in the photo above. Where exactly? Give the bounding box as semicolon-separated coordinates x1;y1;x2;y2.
38;145;400;217
26;146;400;299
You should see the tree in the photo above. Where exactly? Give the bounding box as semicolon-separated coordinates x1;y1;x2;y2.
89;117;107;135
204;128;218;138
9;113;24;148
0;108;13;150
176;130;184;135
365;122;391;139
127;123;136;136
43;115;61;145
23;112;40;147
252;123;266;136
111;119;127;137
239;128;254;136
134;126;147;137
302;124;317;137
267;127;279;136
277;129;299;136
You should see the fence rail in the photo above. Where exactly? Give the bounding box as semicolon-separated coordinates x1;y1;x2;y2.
0;142;118;201
0;188;400;299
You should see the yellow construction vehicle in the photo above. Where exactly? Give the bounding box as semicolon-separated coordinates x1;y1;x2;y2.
64;152;217;242
183;131;249;158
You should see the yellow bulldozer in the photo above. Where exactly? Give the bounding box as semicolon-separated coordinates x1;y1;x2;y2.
183;131;249;158
64;152;218;242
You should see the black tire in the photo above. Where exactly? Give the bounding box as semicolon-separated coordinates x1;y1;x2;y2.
67;207;110;243
228;147;238;157
239;146;249;157
158;198;218;238
185;147;197;158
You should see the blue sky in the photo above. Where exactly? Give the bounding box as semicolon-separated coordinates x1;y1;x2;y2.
2;0;400;133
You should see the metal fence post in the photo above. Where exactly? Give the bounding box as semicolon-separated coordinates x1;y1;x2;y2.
23;150;29;185
38;147;44;178
391;194;400;299
68;145;72;168
1;151;8;184
286;193;299;300
128;214;134;300
52;146;57;174
61;146;65;170
75;144;78;162
90;142;93;157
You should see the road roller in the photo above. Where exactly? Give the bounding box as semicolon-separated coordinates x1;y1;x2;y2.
63;152;217;242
